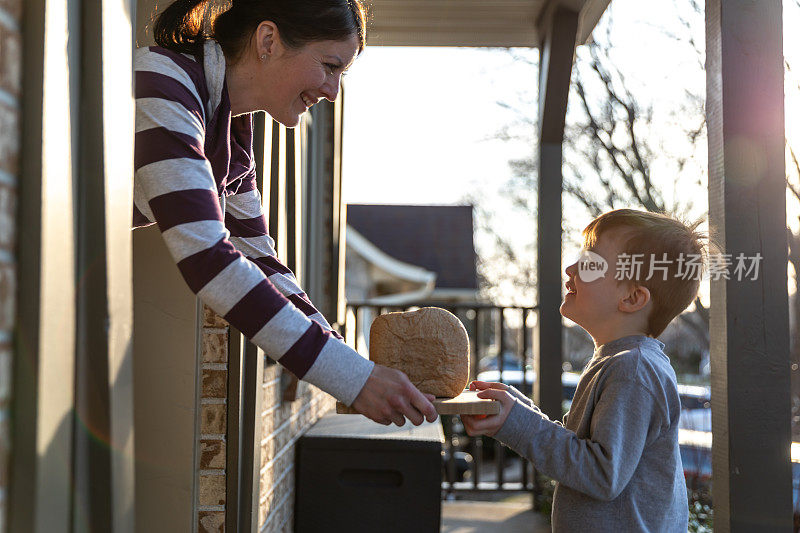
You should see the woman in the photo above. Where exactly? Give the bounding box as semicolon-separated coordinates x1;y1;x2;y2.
134;0;436;426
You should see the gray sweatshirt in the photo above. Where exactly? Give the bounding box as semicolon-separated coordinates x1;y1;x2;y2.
495;335;689;532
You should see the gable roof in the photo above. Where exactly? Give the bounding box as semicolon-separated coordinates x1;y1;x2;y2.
346;204;478;290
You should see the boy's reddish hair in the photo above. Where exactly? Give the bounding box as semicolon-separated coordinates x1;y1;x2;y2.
583;209;706;337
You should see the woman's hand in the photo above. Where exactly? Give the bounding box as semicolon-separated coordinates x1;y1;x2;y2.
350;364;438;426
461;380;515;437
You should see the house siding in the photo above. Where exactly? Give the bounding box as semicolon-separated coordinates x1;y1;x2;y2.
0;0;20;530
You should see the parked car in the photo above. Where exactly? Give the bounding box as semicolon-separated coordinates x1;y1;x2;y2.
677;383;710;410
477;352;524;373
441;450;473;483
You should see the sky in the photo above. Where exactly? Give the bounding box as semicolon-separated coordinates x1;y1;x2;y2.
339;0;800;300
342;1;694;205
341;47;534;206
342;0;800;207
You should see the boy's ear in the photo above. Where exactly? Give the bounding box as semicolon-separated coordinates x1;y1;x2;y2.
618;283;650;313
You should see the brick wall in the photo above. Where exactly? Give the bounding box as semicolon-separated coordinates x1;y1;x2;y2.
198;305;229;532
258;368;334;532
0;0;21;531
196;306;335;533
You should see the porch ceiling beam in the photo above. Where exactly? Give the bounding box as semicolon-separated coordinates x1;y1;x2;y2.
705;0;792;529
365;0;609;48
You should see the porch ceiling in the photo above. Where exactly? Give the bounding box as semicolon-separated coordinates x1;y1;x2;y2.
365;0;611;47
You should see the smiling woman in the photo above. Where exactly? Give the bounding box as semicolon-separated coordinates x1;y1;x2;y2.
226;32;359;124
133;0;438;427
155;0;364;123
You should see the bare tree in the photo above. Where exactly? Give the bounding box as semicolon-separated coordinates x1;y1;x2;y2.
471;3;709;346
568;28;709;343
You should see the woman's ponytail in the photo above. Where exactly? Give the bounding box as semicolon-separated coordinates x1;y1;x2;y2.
153;0;210;54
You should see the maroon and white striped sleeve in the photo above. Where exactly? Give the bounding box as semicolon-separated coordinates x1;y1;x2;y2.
224;183;345;340
133;47;371;404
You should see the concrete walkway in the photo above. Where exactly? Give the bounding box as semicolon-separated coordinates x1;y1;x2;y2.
441;500;551;533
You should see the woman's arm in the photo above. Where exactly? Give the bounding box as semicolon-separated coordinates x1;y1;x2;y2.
224;183;343;339
135;48;366;402
134;47;436;425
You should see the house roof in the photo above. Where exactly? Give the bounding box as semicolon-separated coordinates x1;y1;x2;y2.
347;204;478;290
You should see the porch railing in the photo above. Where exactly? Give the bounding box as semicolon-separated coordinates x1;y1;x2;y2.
342;302;541;497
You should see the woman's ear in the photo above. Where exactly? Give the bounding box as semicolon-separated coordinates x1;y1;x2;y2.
255;21;280;58
619;283;651;314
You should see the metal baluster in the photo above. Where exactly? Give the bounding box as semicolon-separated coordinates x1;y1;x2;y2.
344;305;351;343
472;307;482;489
447;416;457;495
521;307;530;490
446;307;460;493
496;307;505;488
352;305;360;353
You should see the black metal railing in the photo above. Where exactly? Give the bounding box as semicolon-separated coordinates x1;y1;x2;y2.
343;301;540;497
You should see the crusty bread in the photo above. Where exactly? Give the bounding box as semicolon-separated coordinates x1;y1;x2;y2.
369;307;470;398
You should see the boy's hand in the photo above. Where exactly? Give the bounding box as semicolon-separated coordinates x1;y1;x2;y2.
461;380;515;437
468;380;508;393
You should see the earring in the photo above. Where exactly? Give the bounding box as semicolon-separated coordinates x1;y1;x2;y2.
260;54;266;60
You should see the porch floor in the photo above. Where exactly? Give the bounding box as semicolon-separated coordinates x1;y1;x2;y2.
441;498;551;532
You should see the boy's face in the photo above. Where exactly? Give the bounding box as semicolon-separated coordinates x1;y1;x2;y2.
560;228;633;337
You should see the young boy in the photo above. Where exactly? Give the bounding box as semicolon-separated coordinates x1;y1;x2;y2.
462;209;704;532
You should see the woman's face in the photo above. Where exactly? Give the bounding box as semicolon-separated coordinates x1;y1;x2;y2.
259;32;360;127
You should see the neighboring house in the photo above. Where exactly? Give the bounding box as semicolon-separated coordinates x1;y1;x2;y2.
345;204;480;305
344;204;481;356
345;226;437;305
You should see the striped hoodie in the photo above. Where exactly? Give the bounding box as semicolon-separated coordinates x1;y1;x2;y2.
133;40;373;405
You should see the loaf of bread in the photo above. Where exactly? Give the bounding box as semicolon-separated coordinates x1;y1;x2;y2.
369;307;470;398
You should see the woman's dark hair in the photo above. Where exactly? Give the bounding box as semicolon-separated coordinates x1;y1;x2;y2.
153;0;367;62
